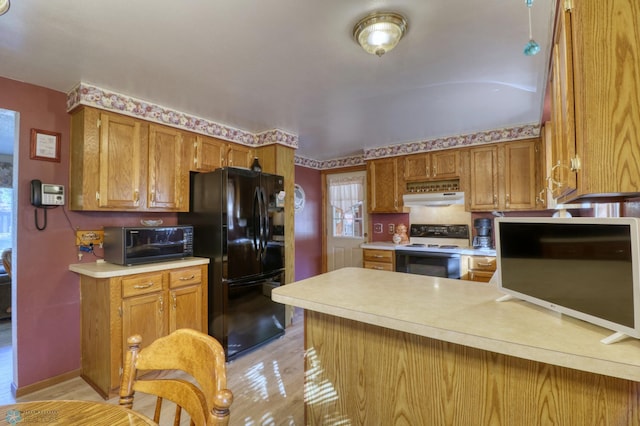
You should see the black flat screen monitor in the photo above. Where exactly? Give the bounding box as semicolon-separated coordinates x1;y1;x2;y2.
495;217;640;344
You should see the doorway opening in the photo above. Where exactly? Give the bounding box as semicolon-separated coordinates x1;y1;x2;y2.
0;108;16;404
325;171;367;271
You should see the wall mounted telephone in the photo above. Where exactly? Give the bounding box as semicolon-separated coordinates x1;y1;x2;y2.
31;180;65;231
31;179;65;207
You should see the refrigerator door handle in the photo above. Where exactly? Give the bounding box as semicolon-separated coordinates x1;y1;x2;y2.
259;188;268;258
252;188;261;260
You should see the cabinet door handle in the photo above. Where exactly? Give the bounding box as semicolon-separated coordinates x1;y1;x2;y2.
373;266;385;270
372;254;385;258
159;295;164;313
477;262;493;267
506;194;510;208
133;282;154;289
179;274;195;280
172;293;177;309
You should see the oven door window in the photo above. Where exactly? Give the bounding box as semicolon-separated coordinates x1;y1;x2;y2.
396;251;461;279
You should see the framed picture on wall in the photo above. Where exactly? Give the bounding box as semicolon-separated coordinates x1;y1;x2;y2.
30;128;61;162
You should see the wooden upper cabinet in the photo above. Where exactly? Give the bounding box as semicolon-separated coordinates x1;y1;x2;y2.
98;111;146;209
502;140;540;210
549;5;577;199
550;0;640;202
368;157;403;213
70;106;189;212
148;124;188;211
466;139;541;212
468;145;499;211
403;150;459;181
226;144;252;168
431;150;459;179
191;135;224;172
70;107;149;211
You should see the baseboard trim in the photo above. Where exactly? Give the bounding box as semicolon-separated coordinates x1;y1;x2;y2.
13;369;81;398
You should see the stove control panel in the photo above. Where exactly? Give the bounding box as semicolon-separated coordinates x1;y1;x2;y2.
409;224;470;239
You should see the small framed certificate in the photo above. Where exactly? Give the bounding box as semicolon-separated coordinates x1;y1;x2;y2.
30;129;61;162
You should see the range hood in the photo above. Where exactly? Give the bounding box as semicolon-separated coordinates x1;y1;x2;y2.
403;191;465;207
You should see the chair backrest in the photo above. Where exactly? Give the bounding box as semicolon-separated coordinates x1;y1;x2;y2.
119;328;233;426
2;248;11;278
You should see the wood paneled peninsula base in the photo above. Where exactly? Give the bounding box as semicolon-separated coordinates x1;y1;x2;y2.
272;268;640;425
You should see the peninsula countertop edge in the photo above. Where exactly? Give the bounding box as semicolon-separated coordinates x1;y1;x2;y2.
69;257;210;278
272;267;640;382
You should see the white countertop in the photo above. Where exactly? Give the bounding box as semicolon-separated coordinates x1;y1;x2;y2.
361;242;496;256
272;267;640;382
69;257;209;278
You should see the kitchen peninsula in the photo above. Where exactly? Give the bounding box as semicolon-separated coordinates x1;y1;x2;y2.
272;267;640;425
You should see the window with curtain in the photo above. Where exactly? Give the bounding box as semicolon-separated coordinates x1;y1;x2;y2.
329;175;364;238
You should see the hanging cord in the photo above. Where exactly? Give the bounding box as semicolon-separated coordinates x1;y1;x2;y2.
528;5;533;40
34;206;59;231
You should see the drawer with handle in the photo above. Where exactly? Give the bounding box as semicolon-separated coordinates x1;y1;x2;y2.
169;266;202;288
121;272;164;297
363;248;395;271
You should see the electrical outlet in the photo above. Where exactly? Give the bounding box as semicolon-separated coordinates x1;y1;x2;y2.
75;230;104;246
373;223;383;233
388;224;395;234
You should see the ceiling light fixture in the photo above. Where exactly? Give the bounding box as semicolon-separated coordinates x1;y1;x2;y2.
0;0;9;16
353;12;408;57
523;0;540;56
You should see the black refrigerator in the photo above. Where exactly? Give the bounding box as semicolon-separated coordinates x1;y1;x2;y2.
179;167;286;360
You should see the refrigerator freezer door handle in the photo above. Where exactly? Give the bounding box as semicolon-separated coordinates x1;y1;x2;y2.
253;188;261;259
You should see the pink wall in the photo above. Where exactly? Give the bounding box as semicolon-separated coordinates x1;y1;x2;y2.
370;213;410;242
0;76;177;391
294;166;322;280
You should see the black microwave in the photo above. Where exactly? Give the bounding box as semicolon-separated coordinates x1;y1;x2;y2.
103;225;194;266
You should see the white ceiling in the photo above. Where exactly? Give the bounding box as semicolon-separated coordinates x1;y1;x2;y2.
0;0;556;161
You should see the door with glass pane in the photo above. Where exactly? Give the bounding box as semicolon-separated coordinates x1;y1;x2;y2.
326;171;367;271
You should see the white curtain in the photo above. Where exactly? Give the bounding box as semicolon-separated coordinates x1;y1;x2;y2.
328;175;364;212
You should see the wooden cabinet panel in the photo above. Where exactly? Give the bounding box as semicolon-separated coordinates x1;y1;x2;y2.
404;154;430;181
122;292;166;354
403;150;459;181
79;264;208;398
191;135;224;172
467;139;541;211
169;285;203;332
363;249;395;271
468;146;499;211
70;107;191;212
503;141;538;210
97;111;146;209
368;158;402;213
431;150;459;179
550;1;640;202
227;144;252;168
148;124;187;210
550;6;577;199
466;256;496;283
121;272;163;297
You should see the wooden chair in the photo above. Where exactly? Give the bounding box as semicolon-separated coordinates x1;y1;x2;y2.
119;328;233;426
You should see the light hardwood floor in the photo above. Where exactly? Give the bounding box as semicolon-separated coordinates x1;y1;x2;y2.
0;309;305;425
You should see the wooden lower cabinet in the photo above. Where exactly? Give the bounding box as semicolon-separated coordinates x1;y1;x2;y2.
79;264;207;398
304;310;640;424
363;248;395;271
466;255;496;283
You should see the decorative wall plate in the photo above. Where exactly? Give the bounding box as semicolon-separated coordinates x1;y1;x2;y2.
294;184;305;212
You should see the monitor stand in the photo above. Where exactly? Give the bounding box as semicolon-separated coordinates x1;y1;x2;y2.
600;331;629;345
495;294;514;302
